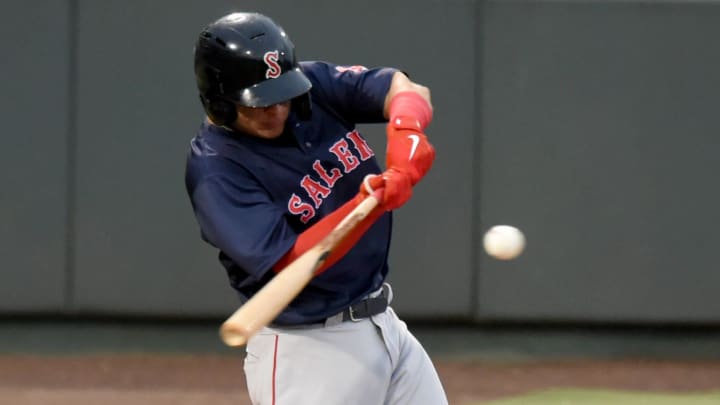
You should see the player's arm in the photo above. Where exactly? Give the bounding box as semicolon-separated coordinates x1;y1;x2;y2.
383;71;432;120
367;72;436;210
190;176;297;280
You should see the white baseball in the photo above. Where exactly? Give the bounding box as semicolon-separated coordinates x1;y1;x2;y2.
483;225;526;260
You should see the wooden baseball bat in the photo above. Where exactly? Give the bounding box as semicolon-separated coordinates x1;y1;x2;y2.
219;189;383;347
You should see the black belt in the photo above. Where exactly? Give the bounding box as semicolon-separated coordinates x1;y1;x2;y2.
323;284;390;326
340;288;389;322
270;285;391;328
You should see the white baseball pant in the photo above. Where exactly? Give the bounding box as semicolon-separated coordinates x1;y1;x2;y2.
243;289;448;404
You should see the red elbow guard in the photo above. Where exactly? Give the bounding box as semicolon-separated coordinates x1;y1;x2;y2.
388;91;433;130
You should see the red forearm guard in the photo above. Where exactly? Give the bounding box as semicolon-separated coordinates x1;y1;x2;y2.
385;92;436;186
380;91;435;209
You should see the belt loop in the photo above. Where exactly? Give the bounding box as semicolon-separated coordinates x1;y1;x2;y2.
324;312;344;327
382;283;393;304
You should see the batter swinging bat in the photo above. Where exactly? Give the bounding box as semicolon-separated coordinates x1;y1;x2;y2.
220;189;383;347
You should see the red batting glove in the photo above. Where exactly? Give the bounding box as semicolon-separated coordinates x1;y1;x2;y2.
360;174;385;197
360;171;411;211
379;168;412;210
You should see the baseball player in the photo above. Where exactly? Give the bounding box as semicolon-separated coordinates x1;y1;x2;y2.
185;12;448;405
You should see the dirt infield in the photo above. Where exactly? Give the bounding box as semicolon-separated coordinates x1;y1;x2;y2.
2;355;720;404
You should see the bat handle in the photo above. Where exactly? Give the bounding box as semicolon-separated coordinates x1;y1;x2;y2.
370;187;384;203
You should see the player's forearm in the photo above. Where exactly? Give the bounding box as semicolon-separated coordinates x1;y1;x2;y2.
373;71;436;210
383;71;432;120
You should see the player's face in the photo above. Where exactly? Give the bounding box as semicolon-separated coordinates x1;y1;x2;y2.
234;101;291;139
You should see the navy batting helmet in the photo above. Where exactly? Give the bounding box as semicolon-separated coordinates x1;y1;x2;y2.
194;12;312;126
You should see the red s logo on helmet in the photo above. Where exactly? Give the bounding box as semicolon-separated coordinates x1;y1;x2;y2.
264;50;281;79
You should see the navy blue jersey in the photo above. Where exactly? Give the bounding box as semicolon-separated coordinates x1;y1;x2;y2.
185;61;398;325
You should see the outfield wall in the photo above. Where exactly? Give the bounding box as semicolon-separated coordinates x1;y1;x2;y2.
2;0;719;322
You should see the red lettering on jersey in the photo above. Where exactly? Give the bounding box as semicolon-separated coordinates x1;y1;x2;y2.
312;160;343;188
329;139;360;173
301;175;332;208
264;50;281;79
346;130;374;161
288;193;315;223
286;133;370;221
335;65;368;73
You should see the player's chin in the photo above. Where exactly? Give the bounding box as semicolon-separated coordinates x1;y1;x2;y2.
255;129;283;139
254;124;285;139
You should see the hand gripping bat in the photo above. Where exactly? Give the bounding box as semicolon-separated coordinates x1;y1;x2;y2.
219;188;384;347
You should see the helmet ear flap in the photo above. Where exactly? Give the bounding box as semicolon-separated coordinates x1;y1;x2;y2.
200;95;237;127
292;93;312;121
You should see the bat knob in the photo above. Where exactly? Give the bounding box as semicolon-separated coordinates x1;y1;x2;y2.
220;324;250;347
